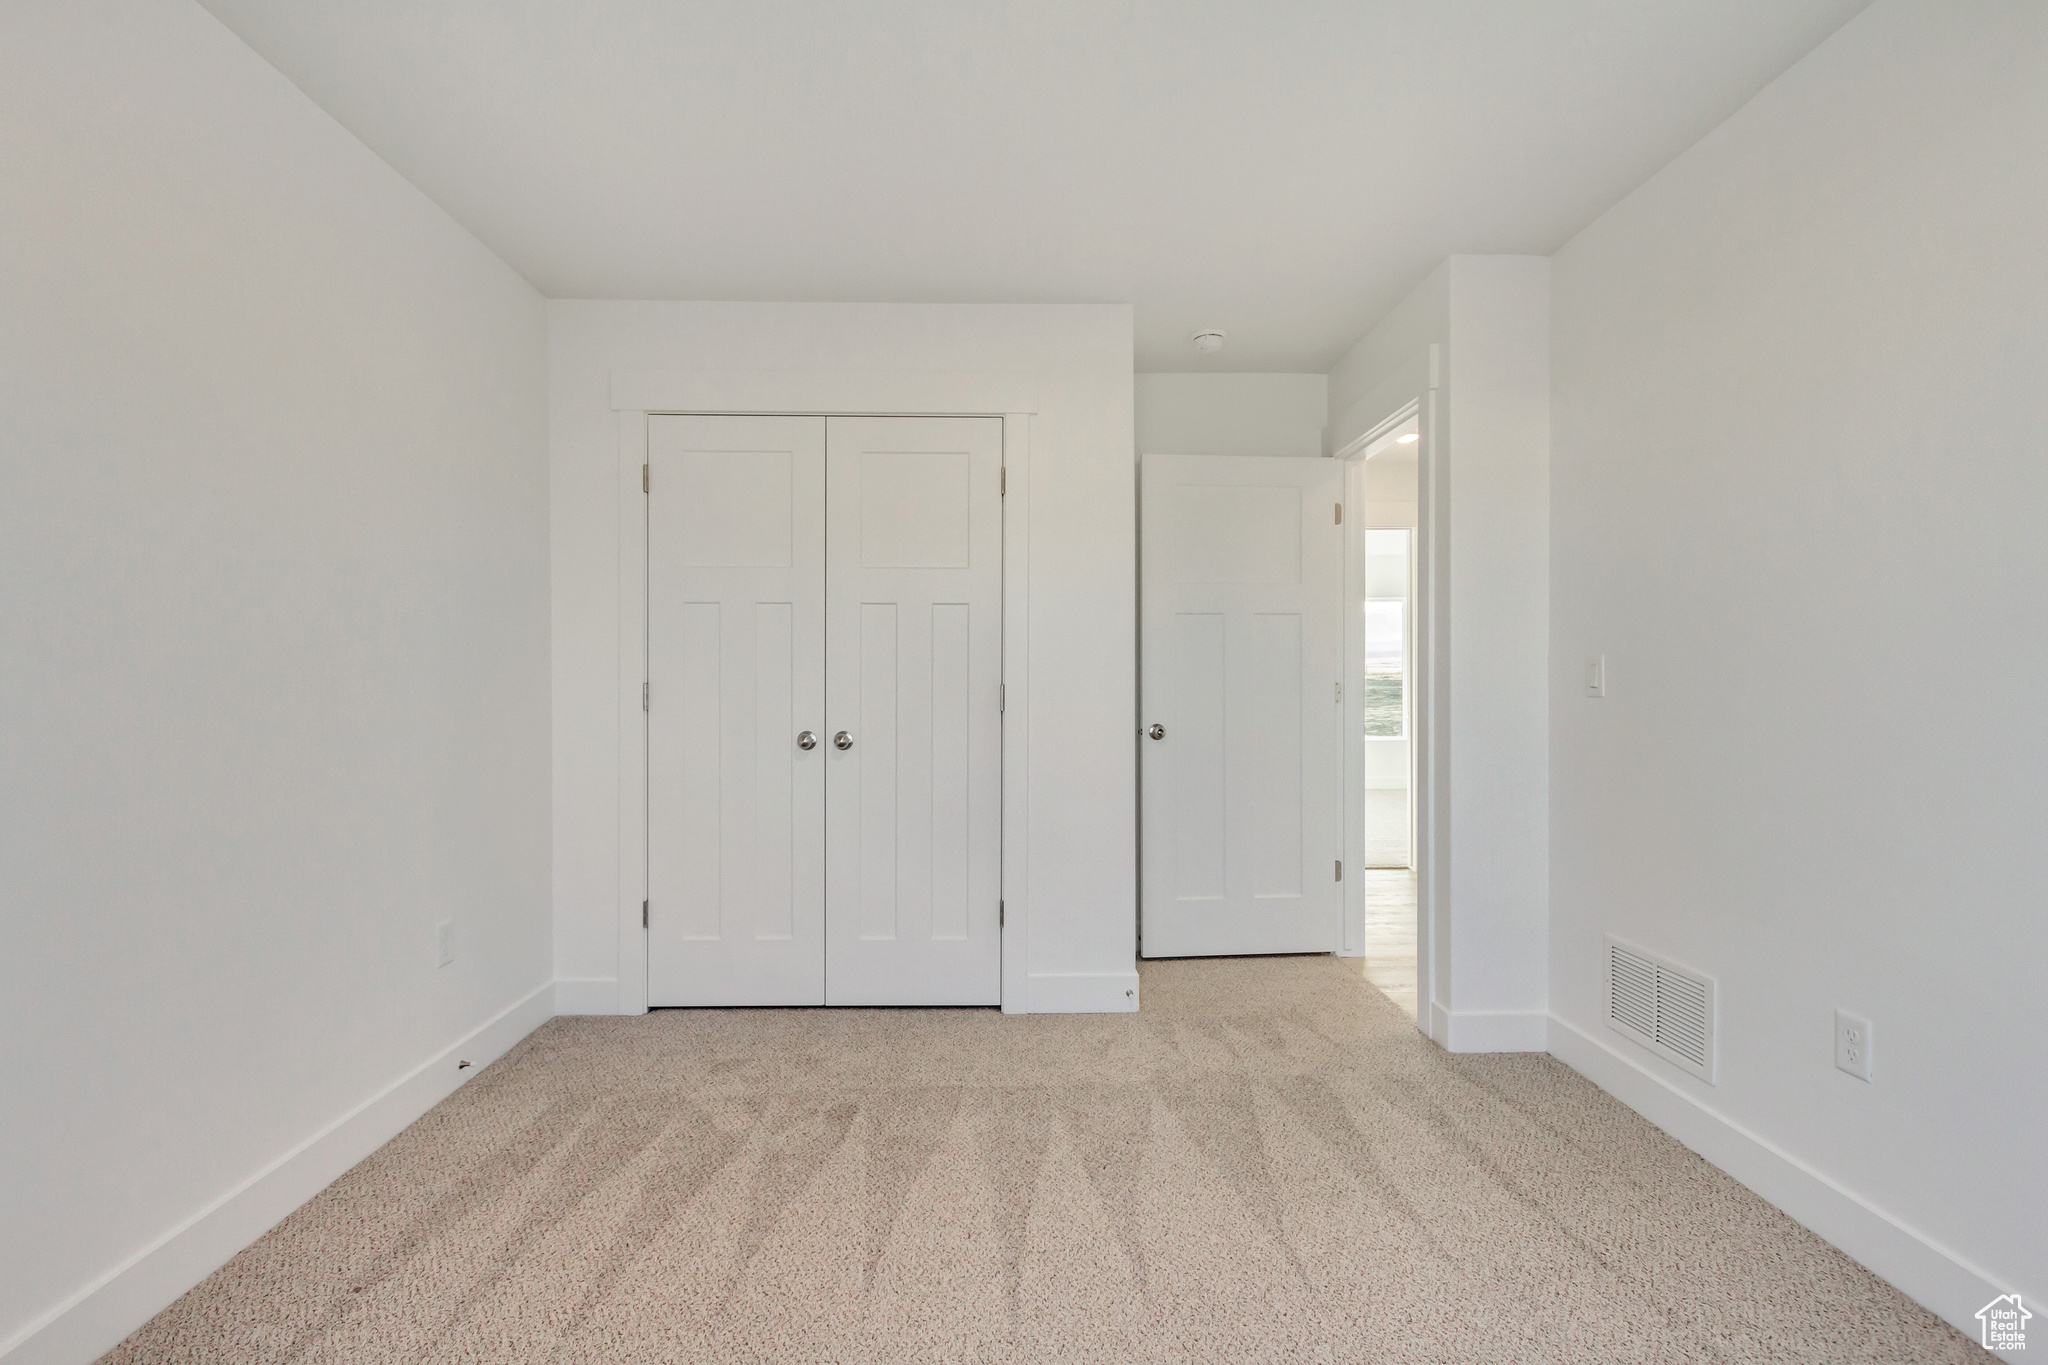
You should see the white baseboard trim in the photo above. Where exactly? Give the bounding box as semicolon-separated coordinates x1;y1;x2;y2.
1548;1013;2029;1353
1027;971;1140;1013
553;977;622;1015
567;971;1139;1015
1436;1007;1548;1053
1;980;557;1365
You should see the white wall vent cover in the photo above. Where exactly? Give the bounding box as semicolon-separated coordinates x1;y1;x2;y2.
1604;935;1716;1082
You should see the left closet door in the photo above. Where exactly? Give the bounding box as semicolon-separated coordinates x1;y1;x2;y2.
647;416;827;1005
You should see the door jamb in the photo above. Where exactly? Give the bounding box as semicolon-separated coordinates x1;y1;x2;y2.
615;398;1032;1016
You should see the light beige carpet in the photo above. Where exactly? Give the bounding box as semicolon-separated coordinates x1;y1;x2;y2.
105;957;1982;1363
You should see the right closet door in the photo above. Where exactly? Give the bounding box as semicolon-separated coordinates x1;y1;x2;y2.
823;417;1004;1005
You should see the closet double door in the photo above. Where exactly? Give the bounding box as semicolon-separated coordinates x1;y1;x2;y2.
645;415;1003;1007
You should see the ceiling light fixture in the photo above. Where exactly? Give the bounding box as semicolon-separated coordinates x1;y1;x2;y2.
1397;432;1419;444
1191;330;1226;354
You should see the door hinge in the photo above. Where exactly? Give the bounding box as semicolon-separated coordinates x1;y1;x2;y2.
642;899;649;928
1000;899;1005;927
1335;859;1343;882
1335;680;1342;703
1000;466;1006;496
642;464;649;494
642;680;649;711
1335;502;1342;524
999;682;1006;713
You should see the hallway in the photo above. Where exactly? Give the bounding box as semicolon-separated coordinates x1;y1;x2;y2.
1355;868;1418;1019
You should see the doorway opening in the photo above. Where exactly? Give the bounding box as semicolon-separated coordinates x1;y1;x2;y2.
1342;411;1421;1020
1133;394;1432;1031
1362;528;1412;869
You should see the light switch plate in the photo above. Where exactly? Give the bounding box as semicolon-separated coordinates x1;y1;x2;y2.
436;919;454;969
1584;655;1606;698
1835;1008;1874;1081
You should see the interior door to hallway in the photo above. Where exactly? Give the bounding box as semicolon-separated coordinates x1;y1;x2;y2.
645;414;1003;1007
1140;453;1346;958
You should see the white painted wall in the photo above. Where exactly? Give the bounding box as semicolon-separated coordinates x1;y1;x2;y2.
0;4;552;1359
1363;742;1410;789
1134;373;1326;458
1326;257;1551;1051
1548;0;2046;1337
1357;446;1419;530
1442;259;1552;1032
1329;265;1449;455
550;303;1136;1012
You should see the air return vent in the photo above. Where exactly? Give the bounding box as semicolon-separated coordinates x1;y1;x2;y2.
1605;936;1716;1082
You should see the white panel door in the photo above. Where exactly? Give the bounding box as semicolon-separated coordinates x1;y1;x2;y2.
647;416;825;1005
1141;454;1345;957
825;417;1003;1005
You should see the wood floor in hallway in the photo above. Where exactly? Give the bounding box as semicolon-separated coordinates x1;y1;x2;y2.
1351;866;1418;1019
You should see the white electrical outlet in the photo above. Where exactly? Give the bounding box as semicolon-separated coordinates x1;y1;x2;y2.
1584;655;1606;698
436;919;454;969
1835;1008;1874;1081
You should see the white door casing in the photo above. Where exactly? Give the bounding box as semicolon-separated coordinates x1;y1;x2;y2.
826;417;1005;1004
1141;454;1346;957
646;416;827;1005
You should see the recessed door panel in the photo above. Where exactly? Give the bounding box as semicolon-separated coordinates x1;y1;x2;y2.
860;452;972;568
857;601;900;941
1251;612;1304;899
1171;484;1302;584
671;601;723;941
1141;455;1345;958
675;451;794;567
1173;611;1227;900
647;415;825;1005
929;603;972;941
752;601;796;940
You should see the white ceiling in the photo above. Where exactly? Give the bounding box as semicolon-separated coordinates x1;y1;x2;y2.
198;0;1868;371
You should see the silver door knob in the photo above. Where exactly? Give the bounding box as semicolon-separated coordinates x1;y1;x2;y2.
1147;723;1165;740
796;730;818;751
833;731;854;750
